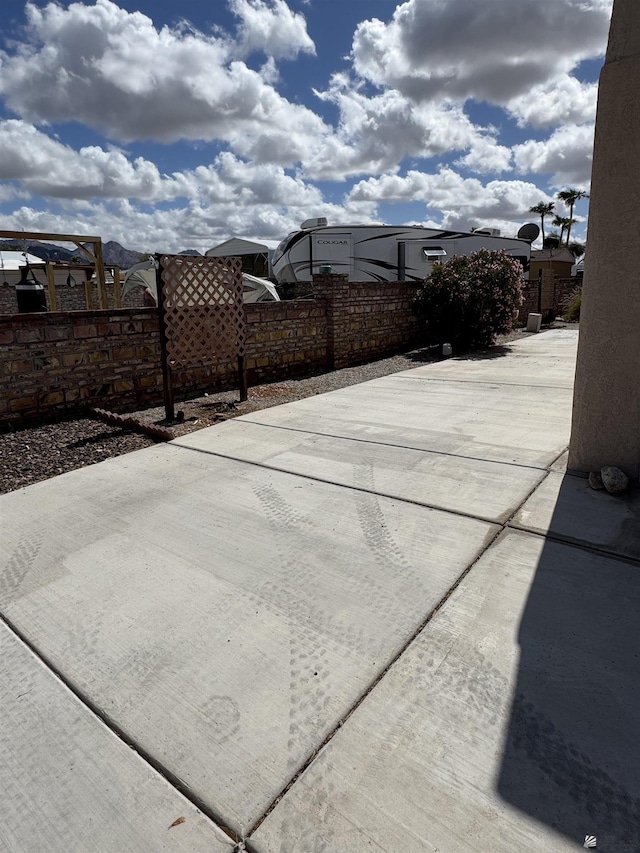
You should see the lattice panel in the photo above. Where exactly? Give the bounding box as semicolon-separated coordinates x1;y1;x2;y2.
159;255;245;367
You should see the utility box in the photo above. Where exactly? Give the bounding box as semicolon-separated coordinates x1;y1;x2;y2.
526;313;542;333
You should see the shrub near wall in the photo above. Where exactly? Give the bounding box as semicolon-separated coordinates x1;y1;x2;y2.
518;274;582;324
417;251;524;349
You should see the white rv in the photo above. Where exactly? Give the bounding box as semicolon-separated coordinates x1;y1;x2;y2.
271;219;535;284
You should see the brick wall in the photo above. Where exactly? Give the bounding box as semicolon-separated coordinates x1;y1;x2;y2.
1;276;423;425
312;274;423;369
518;271;580;324
0;280;146;314
0;310;163;422
244;299;328;382
554;277;581;315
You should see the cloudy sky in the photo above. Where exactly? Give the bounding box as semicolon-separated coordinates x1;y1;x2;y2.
0;0;611;253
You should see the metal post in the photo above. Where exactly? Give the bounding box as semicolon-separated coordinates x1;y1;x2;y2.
156;256;175;421
238;355;248;402
537;269;542;314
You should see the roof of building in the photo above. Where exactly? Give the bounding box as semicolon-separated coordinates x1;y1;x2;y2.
205;238;269;257
530;248;576;264
0;251;46;271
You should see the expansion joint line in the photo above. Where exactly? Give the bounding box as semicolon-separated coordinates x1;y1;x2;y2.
0;610;243;848
241;446;570;842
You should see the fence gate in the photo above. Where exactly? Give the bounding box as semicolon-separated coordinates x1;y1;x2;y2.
156;254;247;420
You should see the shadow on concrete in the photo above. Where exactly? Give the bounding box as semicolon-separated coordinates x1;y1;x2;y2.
498;474;640;853
399;345;440;363
451;344;514;361
403;343;515;364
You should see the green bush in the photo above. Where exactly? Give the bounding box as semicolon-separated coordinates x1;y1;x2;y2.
415;249;524;350
562;286;581;322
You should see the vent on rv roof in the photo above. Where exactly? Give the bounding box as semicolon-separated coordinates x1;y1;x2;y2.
300;217;328;229
422;246;447;258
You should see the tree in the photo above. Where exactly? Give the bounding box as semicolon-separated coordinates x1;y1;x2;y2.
556;188;589;246
551;215;575;245
567;240;586;258
529;201;555;247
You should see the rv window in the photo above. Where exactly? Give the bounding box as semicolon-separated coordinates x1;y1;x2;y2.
273;230;307;263
422;246;447;259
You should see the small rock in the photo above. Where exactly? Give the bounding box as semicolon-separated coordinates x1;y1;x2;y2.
588;471;604;490
600;466;628;495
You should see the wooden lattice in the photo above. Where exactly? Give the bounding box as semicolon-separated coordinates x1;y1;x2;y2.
159;255;245;367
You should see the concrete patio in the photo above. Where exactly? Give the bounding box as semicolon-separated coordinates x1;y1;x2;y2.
1;328;639;852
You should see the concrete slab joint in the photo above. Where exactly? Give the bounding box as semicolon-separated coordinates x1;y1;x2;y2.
6;328;637;853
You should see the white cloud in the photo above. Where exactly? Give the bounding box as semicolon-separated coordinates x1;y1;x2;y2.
351;0;611;105
0;187;379;254
456;136;513;175
0;120;190;200
0;0;605;251
305;74;504;180
507;76;599;128
513;124;594;186
0;0;325;154
0;119;362;215
0;123;378;251
230;0;316;59
348;167;551;227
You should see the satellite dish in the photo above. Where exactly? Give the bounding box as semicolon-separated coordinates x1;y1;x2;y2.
517;223;540;243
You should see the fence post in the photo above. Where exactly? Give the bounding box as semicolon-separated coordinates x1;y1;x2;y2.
113;266;122;308
45;263;57;311
238;355;248;402
155;256;175;421
313;273;350;370
541;269;555;321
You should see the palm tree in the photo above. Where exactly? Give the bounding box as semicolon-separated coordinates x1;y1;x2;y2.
543;232;561;249
567;240;586;258
556;188;589;246
551;215;575;245
529;201;555;247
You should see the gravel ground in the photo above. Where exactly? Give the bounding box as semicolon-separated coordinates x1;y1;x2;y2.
0;327;556;496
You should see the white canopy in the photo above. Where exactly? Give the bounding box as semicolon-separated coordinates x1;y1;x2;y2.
121;260;279;304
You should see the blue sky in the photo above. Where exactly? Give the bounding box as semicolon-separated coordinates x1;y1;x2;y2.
0;0;611;252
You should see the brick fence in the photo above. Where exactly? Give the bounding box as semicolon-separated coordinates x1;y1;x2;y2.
0;275;424;425
0;278;147;314
519;271;581;323
313;275;422;369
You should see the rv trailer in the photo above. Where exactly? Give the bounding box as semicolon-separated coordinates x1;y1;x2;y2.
271;219;535;284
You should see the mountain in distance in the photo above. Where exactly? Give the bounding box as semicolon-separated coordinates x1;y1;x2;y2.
97;242;204;265
0;238;76;262
0;238;147;268
100;241;147;268
1;238;207;268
